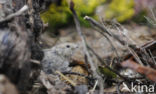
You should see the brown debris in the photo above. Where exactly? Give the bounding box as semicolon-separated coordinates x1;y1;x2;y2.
68;65;88;84
0;75;19;94
121;58;156;82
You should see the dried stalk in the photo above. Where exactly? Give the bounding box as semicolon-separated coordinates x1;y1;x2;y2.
62;72;95;80
0;5;28;22
113;22;144;66
55;71;77;86
69;1;104;94
87;45;131;82
89;80;98;94
84;16;136;49
88;20;120;62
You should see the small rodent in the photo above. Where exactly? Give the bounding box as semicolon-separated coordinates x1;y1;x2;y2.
41;43;78;74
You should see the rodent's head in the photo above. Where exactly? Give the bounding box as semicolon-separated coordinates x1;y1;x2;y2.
52;43;78;58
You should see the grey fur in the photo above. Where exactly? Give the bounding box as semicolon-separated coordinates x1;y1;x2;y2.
41;43;78;74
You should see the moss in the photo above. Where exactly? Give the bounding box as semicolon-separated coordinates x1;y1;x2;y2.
41;1;71;30
132;10;147;23
73;0;105;27
73;0;105;15
99;66;117;78
105;0;135;22
41;0;105;30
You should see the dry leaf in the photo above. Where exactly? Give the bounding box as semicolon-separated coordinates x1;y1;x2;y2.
0;75;19;94
67;65;88;84
121;58;156;82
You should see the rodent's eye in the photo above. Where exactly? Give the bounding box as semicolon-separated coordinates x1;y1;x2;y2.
66;45;70;48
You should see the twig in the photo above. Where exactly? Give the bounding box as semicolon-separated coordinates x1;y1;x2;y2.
55;71;77;86
144;16;156;26
128;47;144;65
84;16;136;49
30;59;40;65
90;80;98;93
100;18;120;61
89;20;120;62
0;5;29;22
88;45;145;81
69;1;104;94
85;16;143;67
62;72;95;80
113;21;136;45
87;45;131;82
39;71;55;90
116;81;122;94
150;7;156;23
144;7;156;27
148;50;156;65
113;22;144;66
84;16;111;36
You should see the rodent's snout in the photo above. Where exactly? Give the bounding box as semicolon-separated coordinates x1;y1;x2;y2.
72;44;79;51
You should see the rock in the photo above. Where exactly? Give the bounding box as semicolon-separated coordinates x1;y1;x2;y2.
0;29;31;81
74;85;88;94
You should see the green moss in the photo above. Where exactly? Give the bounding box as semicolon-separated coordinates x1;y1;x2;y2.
105;0;135;22
41;1;71;29
73;0;105;15
41;0;105;30
99;66;117;78
132;10;147;23
73;0;105;27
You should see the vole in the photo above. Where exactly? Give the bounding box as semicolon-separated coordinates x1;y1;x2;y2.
41;43;78;74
